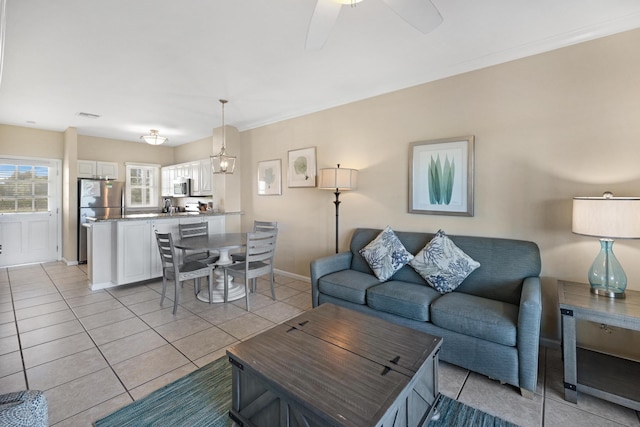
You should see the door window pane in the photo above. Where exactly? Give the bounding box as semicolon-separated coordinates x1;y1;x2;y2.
0;164;51;213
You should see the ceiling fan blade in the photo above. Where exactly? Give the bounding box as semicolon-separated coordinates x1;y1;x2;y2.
380;0;442;34
306;0;342;50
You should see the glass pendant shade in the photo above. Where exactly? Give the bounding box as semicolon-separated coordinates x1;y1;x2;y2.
210;99;235;174
211;147;236;174
588;239;626;298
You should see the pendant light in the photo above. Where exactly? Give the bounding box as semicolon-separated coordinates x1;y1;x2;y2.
140;129;167;145
210;99;236;174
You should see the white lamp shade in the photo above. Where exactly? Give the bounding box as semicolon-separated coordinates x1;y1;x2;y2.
318;167;358;190
572;196;640;239
140;130;167;145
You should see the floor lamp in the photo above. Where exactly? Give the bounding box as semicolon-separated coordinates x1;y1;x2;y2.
319;164;358;253
572;192;640;298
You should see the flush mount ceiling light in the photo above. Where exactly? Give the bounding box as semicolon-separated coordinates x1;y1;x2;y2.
210;99;236;174
140;129;167;145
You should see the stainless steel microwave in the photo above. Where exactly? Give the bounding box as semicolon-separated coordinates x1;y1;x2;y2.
173;179;191;197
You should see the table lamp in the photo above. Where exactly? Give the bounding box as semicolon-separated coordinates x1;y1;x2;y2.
572;192;640;298
318;164;358;253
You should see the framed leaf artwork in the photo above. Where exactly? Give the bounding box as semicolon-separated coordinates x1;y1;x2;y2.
287;147;317;188
257;159;282;195
409;136;475;216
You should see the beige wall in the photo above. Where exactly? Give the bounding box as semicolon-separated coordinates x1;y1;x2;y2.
174;126;243;231
0;124;64;158
241;29;640;356
78;135;175;181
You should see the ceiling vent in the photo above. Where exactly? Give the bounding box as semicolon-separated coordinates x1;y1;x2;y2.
77;112;101;119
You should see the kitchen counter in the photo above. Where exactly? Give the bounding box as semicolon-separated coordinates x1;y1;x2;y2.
86;210;243;222
83;212;240;290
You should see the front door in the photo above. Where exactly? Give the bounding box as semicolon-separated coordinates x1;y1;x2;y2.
0;157;61;267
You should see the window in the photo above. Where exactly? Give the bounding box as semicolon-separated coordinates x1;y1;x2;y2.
0;163;51;213
125;163;160;209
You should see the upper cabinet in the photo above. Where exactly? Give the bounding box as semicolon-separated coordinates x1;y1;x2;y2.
161;159;212;197
191;159;213;196
161;166;175;197
78;160;119;180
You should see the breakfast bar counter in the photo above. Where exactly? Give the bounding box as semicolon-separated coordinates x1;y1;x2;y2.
84;211;242;290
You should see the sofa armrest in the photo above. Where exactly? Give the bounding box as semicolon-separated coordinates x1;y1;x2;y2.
517;276;542;393
310;252;353;307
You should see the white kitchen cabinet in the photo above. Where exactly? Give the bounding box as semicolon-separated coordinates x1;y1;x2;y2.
150;218;180;278
116;220;152;285
160;159;212;196
96;161;118;179
161;166;175;197
86;221;115;290
206;215;225;234
189;161;202;195
174;163;191;179
78;160;119;180
78;160;97;178
193;159;213;196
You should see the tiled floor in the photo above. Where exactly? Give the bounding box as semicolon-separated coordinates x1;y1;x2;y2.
0;262;638;426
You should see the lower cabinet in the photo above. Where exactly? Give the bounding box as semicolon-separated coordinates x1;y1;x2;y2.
114;216;225;286
116;221;152;285
150;219;180;278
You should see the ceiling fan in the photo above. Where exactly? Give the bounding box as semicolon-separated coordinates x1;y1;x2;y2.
306;0;442;50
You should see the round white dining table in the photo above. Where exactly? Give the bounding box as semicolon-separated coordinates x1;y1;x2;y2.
174;233;246;303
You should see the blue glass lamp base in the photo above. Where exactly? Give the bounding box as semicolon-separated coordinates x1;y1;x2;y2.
588;239;626;299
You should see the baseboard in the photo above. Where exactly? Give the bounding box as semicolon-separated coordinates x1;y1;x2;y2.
274;269;310;283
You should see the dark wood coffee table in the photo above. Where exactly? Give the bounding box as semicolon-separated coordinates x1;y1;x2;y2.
227;303;442;427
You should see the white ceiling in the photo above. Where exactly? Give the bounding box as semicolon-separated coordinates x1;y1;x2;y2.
1;0;640;146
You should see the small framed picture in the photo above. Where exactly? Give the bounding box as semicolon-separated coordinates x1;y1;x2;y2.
287;147;317;188
257;159;282;196
409;136;475;216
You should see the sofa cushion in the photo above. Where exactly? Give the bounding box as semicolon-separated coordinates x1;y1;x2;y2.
430;292;518;346
409;229;480;294
359;226;414;282
318;270;381;304
367;281;441;321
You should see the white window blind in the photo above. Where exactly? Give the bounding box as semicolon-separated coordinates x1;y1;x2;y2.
0;163;51;213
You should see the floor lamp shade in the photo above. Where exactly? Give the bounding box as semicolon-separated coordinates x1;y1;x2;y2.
318;167;358;190
572;195;640;298
319;165;358;253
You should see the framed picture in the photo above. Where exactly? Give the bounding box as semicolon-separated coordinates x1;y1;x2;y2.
409;136;475;216
287;147;317;188
257;159;282;196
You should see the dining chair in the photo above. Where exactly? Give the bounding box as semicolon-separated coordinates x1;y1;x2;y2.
223;230;278;311
231;220;278;263
155;231;215;315
178;221;219;264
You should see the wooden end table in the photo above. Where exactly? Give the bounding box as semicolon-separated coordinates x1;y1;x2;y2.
227;303;442;427
558;280;640;411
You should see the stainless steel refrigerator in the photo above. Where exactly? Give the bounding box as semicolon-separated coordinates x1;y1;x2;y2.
78;179;124;263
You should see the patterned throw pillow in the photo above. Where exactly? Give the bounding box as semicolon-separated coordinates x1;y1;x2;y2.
359;226;414;282
409;229;480;293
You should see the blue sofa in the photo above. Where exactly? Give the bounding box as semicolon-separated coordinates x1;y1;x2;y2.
310;228;542;397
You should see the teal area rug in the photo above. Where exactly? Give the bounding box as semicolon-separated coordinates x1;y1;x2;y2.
94;356;232;427
95;356;518;427
427;394;519;427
